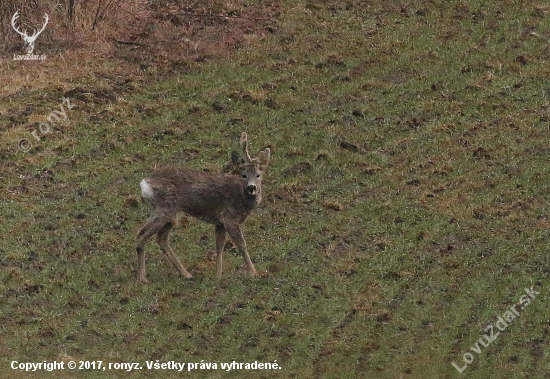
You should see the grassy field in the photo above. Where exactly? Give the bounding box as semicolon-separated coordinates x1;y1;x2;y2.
1;1;550;378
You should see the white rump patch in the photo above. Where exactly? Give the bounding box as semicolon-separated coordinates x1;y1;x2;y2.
140;179;154;199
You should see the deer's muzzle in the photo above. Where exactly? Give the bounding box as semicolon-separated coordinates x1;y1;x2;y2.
246;184;257;196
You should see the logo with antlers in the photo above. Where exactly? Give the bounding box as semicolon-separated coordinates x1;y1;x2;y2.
11;11;49;55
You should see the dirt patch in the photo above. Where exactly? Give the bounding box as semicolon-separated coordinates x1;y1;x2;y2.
1;1;281;90
142;2;277;70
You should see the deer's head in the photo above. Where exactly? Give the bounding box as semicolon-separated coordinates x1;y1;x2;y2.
12;11;49;55
230;133;270;201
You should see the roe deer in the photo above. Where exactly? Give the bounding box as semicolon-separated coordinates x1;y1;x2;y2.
136;133;270;283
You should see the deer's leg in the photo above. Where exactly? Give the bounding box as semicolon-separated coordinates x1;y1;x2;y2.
157;221;193;279
224;222;257;277
136;214;171;283
215;224;227;281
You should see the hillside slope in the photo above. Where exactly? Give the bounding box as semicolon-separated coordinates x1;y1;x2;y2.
1;1;549;378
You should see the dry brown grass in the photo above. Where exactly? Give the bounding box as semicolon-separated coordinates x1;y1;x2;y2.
1;0;279;156
2;1;279;92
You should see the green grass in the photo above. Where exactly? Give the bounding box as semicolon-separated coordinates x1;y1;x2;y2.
1;1;550;378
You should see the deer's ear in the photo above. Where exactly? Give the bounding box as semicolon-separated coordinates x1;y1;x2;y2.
258;148;271;169
231;151;244;165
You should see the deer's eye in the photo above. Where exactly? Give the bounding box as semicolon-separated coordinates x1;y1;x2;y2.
256;174;261;178
242;174;247;178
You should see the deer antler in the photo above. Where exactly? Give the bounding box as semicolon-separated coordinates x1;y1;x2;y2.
11;12;49;39
33;13;49;38
11;11;26;38
240;132;253;162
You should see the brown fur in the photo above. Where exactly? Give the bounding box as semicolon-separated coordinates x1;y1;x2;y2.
136;133;270;282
